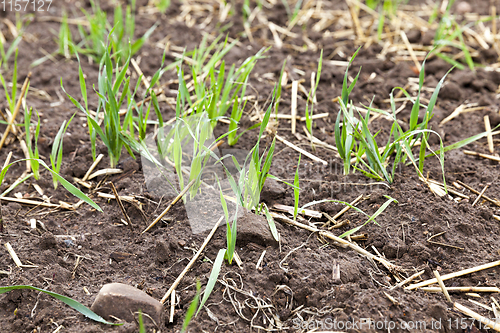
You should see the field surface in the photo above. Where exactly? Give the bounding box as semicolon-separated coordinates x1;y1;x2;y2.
1;0;500;332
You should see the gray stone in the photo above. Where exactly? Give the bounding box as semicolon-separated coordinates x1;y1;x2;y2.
91;283;164;326
236;209;278;247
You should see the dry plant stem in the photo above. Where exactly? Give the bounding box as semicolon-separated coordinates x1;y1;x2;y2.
421;178;469;199
5;242;22;267
110;182;133;231
384;291;399;306
0;73;31;152
469;299;493;311
456;180;500;207
169;290;175;323
421;287;500;293
331;194;363;222
427;239;464;251
271;212;400;272
273;203;322;218
433;270;452;303
400;30;421;71
97;192;142;207
492;297;500;319
131;58;151;89
406;260;500;290
464;149;500;162
440;105;486;126
347;0;364;39
271;113;329;121
454;302;500;331
472;184;489;207
142;178;197;233
485;115;494;153
82;154;104;181
2;151;12;169
256;250;266;270
87;168;123;180
291;80;298;134
160;216;224;304
391;270;425;290
275;134;327;165
0;196;62;208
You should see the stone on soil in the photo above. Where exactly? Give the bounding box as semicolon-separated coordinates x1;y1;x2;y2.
236;209;278;247
90;283;163;326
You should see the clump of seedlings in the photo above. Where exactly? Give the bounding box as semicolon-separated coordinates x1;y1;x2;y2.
335;49;494;184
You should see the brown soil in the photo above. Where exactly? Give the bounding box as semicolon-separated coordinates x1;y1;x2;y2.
1;1;500;332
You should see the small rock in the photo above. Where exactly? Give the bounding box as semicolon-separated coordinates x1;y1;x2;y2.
91;283;164;327
178;239;186;247
236;209;278;247
155;241;170;263
39;232;57;250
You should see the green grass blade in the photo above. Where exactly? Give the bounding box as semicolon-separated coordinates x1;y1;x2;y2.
0;285;120;325
196;248;225;316
293;154;301;220
181;281;201;333
37;159;102;212
262;203;280;242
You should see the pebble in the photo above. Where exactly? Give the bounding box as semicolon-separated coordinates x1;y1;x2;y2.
91;283;163;326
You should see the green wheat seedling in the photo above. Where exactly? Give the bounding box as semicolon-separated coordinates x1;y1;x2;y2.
24;106;40;180
174;36;265;144
300;195;397;238
79;0;156;63
219;85;280;212
365;0;401;39
335;48;361;175
181;280;201;333
430;0;475;70
189;35;237;77
196;249;224;316
304;49;322;144
293;154;300;221
0;158;102;211
133;51;171;142
194;88;281;316
218;177;238;264
58;13;77;59
159;112;226;199
186;37;265;142
50;114;75;189
0;50;19;115
62;48;139;167
336;49;490;184
0;14;31;70
155;0;170;13
281;0;304;23
0;37;22;71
